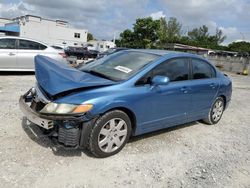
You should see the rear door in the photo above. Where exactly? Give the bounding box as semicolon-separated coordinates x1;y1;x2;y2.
188;58;219;120
17;39;47;70
0;38;17;70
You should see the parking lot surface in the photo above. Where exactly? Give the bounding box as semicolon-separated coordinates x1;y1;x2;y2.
0;72;249;188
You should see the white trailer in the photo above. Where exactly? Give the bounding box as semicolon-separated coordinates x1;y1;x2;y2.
86;40;116;52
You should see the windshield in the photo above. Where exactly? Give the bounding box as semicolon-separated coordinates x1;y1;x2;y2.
80;51;160;81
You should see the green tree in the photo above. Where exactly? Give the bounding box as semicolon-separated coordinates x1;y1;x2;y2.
119;29;135;47
157;17;182;48
188;25;209;45
187;25;226;48
166;17;182;42
119;17;160;48
214;28;227;44
228;41;250;53
87;33;94;41
157;17;168;47
118;17;227;50
133;17;160;48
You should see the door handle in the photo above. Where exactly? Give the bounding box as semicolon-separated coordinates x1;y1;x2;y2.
210;83;216;89
8;52;16;56
181;87;189;94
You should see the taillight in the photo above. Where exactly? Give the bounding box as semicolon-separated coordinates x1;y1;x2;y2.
59;52;67;58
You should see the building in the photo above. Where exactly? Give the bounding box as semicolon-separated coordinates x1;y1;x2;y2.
0;15;88;47
165;43;213;55
0;17;12;36
165;43;243;57
86;40;116;52
0;18;11;26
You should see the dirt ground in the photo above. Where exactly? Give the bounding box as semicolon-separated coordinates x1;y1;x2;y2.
0;72;249;188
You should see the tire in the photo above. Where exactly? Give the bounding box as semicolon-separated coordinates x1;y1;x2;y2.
203;97;225;125
88;110;132;158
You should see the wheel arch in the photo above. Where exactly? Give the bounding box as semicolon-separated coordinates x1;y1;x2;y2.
103;107;137;135
218;94;227;110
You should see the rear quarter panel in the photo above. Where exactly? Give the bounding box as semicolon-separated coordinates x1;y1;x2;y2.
217;72;232;108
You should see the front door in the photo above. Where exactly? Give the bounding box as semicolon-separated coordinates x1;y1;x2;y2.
134;57;192;134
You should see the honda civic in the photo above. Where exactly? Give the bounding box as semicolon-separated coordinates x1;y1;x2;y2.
19;50;232;157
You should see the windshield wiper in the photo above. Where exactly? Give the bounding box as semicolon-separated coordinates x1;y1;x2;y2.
83;70;116;81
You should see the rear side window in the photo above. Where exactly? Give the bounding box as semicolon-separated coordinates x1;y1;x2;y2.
18;40;47;50
192;59;215;79
0;39;16;49
152;58;189;82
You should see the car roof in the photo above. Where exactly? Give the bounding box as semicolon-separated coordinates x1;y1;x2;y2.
0;36;49;47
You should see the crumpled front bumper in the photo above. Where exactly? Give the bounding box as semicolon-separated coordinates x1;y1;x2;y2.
19;91;96;148
19;95;53;129
19;95;85;129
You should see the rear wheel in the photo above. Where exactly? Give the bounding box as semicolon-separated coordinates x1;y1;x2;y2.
88;110;131;158
203;97;225;125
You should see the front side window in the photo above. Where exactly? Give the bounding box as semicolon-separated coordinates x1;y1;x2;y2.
192;59;215;79
19;40;47;50
80;51;160;81
152;58;189;82
0;39;16;49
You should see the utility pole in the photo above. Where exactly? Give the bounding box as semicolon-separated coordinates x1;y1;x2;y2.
186;26;189;36
113;32;116;45
240;32;245;40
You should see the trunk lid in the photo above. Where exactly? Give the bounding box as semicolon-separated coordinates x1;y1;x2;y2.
35;55;116;96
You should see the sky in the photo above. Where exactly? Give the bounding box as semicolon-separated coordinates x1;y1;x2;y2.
0;0;250;45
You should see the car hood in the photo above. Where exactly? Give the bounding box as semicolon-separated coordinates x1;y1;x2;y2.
35;55;116;96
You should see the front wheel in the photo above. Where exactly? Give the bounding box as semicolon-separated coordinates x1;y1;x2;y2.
203;97;225;125
88;110;131;158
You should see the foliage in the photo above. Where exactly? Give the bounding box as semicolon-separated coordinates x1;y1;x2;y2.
120;17;160;48
87;33;94;41
119;29;135;47
228;41;250;53
185;25;226;49
117;16;240;52
157;17;182;48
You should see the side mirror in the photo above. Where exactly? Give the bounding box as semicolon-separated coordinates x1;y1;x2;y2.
151;75;170;86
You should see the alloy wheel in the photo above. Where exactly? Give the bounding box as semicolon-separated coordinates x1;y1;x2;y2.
212;100;224;122
98;118;128;153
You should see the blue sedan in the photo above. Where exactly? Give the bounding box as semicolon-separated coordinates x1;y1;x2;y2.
19;49;232;157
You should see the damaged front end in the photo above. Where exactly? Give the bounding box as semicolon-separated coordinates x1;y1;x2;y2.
19;85;96;149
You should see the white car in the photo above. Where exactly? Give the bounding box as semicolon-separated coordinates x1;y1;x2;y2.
0;36;68;71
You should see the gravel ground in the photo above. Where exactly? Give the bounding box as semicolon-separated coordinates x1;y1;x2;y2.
0;72;249;188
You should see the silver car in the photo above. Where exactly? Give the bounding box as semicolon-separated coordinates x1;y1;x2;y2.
0;36;68;71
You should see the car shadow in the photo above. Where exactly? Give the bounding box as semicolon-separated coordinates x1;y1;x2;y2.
0;71;34;76
21;117;92;158
21;117;201;158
